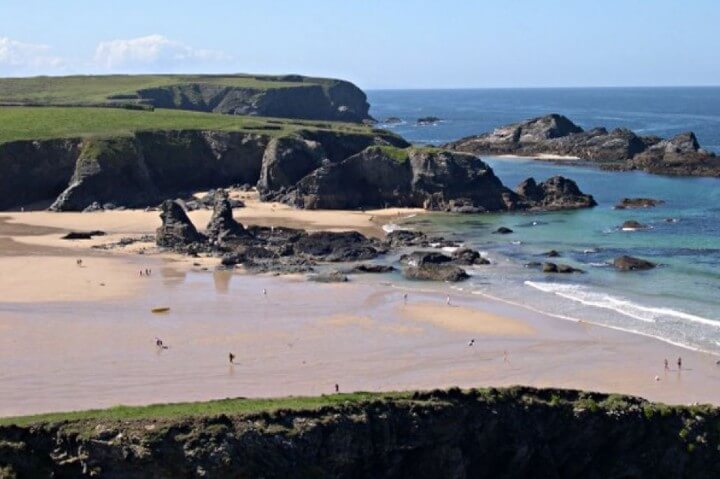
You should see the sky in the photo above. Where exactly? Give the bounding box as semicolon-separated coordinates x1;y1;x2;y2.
1;0;718;89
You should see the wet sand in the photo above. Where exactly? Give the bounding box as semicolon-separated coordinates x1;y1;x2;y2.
1;206;719;416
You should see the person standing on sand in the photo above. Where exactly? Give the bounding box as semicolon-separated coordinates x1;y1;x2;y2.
446;295;451;306
664;358;669;371
335;384;339;393
403;293;408;305
677;357;682;370
229;352;235;364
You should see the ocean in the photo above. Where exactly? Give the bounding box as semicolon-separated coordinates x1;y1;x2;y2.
367;88;720;354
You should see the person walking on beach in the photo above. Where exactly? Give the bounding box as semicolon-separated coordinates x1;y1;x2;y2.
229;352;235;364
262;288;267;296
335;383;339;393
467;339;475;347
664;358;669;371
76;259;83;267
403;293;408;305
677;356;682;370
446;295;451;306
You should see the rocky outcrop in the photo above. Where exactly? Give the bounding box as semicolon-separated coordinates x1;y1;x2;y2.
257;136;326;193
133;76;374;122
510;176;597;210
542;262;583;273
2;386;717;478
205;191;248;243
616;197;664;209
404;263;470;282
272;146;595;213
155;200;206;248
446;114;720;176
1;128;404;211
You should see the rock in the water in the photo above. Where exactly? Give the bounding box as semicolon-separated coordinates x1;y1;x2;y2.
400;251;453;266
417;116;441;125
512;176;597;210
205;191;248;243
494;227;514;234
613;255;656;271
544;250;561;257
621;220;649;230
156;200;205;248
542;262;582;273
404;264;469;282
308;270;349;283
451;248;489;265
446;114;720;177
616;198;664;209
352;264;395;273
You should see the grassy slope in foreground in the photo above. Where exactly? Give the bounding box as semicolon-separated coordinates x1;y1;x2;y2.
0;392;409;427
0;106;379;144
0;74;331;105
0;386;715;428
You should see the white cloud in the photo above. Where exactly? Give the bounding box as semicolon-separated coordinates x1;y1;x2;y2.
94;34;229;70
0;37;64;72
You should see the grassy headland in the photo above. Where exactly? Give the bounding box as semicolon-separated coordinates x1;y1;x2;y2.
0;106;380;144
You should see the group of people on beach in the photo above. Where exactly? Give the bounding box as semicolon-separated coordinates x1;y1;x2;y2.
139;268;152;277
664;357;683;371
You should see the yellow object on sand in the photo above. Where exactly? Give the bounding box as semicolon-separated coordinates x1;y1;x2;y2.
151;307;170;314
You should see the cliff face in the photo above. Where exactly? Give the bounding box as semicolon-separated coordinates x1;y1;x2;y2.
264;146;595;213
446;114;720;176
135;80;372;122
1;387;718;478
0;128;406;211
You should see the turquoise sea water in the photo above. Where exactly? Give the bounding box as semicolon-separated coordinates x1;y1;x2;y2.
367;88;720;353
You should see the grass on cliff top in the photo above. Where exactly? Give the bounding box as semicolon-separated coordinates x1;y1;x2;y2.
0;392;413;427
0;106;378;144
0;74;335;105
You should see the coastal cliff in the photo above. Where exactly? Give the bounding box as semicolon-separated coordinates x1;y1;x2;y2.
445;114;720;177
0;128;407;211
1;387;718;478
0;75;373;123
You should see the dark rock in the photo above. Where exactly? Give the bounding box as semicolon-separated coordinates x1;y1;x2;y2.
494;227;514;234
417;116;441;125
156;200;206;248
308;270;349;283
544;250;561;257
257;137;326;194
616;198;664;209
384;117;403;124
613;255;656;271
400;251;453;266
542;262;583;273
61;230;106;240
293;231;381;262
446;114;720;177
513;176;597;210
351;264;395;273
205;191;248;243
404;264;469;282
451;248;489;265
621;220;649;230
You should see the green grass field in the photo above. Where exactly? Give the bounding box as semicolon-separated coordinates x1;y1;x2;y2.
0;106;375;144
0;392;411;427
0;74;330;106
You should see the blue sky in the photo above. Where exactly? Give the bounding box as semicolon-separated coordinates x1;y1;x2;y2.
1;0;718;88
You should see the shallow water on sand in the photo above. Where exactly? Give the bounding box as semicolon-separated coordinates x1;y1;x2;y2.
368;88;720;355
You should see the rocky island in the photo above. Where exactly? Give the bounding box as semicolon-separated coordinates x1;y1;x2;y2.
445;113;720;177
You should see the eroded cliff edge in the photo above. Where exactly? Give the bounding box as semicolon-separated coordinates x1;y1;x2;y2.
1;387;718;478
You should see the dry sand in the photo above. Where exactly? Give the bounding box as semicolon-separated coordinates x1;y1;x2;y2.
400;302;535;336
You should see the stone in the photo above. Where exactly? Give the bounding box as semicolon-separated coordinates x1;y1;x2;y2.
205;191;248;243
61;230;106;240
494;227;514;234
351;264;395;273
156;200;205;248
613;255;656;271
403;264;469;282
308;270;349;283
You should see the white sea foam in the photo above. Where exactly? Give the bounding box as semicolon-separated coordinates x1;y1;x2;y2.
382;223;403;233
441;246;459;253
525;281;720;328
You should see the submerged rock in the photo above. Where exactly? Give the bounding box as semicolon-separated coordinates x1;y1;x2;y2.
542;262;583;273
494;227;514;234
616;197;664;209
351;264;395;274
621;220;649;230
308;270;349;283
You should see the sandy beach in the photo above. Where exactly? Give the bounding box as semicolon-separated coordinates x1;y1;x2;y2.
1;198;719;416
